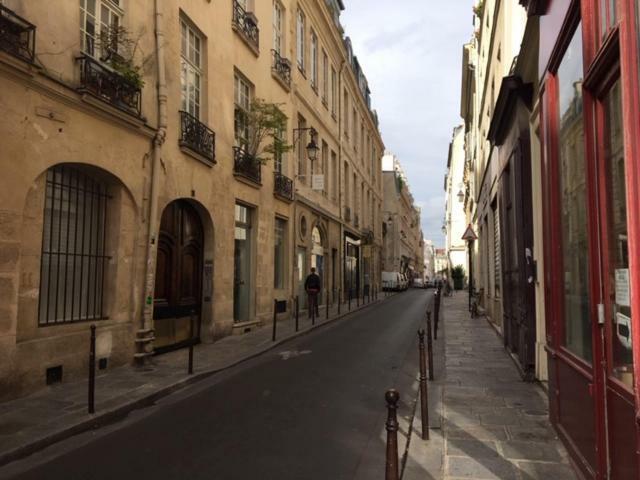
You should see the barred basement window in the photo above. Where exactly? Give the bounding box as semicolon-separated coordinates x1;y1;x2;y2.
38;166;110;325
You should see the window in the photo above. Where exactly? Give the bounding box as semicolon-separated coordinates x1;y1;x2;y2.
322;50;329;104
80;0;122;57
352;109;357;148
180;20;203;119
360;123;364;158
274;123;286;173
310;30;318;90
296;9;305;71
557;24;591;361
321;140;328;196
331;150;338;202
234;72;252;149
297;114;307;182
343;90;349;137
273;1;283;54
274;218;286;289
39;166;109;325
331;67;337;115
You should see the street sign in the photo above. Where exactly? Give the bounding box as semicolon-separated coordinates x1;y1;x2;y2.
462;224;477;241
312;174;324;191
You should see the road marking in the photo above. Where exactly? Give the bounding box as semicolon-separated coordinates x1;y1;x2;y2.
278;350;312;360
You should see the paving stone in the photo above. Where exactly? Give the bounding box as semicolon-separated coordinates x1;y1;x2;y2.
447;438;500;458
507;426;558;443
480;412;522;426
516;460;577;480
447;455;519;479
446;425;509;442
500;440;563;462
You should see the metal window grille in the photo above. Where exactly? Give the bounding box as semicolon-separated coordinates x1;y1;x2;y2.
38;166;110;326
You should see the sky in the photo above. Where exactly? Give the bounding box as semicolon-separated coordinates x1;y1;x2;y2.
341;0;474;247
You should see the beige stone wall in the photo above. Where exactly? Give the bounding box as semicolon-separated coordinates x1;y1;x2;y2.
0;0;384;399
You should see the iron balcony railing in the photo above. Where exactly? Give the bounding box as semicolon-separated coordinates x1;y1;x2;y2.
77;55;142;116
179;111;216;163
232;0;259;51
271;49;291;88
233;146;261;184
0;4;35;63
274;171;294;201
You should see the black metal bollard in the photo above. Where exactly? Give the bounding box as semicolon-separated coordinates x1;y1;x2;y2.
349;289;352;311
326;295;330;320
338;289;341;315
418;330;430;440
434;291;440;340
357;289;360;307
188;310;195;374
385;389;400;480
426;311;434;381
272;300;278;342
295;295;300;332
88;324;96;414
363;288;366;305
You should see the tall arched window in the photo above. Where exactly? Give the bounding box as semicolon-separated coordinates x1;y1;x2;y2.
38;165;110;325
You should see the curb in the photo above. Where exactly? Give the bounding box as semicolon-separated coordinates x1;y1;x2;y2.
0;293;398;468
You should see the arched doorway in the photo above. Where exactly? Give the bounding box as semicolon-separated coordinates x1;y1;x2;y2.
311;226;324;305
153;200;204;353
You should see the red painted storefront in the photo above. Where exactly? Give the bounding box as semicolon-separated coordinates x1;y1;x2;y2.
538;0;640;478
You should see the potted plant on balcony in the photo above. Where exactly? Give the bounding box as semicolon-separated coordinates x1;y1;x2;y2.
451;265;465;290
97;25;146;90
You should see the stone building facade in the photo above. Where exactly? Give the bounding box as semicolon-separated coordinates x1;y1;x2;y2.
381;152;422;282
0;0;383;400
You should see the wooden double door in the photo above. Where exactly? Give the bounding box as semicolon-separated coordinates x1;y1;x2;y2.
153;200;203;353
500;134;536;379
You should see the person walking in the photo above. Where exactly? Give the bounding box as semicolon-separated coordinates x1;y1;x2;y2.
305;267;321;319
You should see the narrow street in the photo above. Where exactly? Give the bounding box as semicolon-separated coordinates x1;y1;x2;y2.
4;290;432;480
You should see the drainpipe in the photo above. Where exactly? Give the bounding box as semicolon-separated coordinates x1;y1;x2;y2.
338;60;345;298
138;0;168;361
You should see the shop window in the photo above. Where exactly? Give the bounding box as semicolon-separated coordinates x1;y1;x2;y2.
557;24;592;362
599;0;618;43
39;166;110;325
603;80;633;388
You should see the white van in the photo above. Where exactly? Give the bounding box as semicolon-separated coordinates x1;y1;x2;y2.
382;271;401;291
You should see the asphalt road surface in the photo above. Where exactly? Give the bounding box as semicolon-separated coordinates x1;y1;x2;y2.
6;289;433;480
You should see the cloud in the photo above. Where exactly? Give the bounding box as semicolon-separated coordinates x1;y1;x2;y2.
342;0;473;246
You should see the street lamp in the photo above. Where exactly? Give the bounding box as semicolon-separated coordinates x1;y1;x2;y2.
461;224;478;313
293;126;319;163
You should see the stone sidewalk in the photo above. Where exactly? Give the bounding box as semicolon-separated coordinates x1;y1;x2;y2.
0;292;390;468
403;293;578;480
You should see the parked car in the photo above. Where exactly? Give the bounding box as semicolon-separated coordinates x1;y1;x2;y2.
413;278;425;288
382;271;401;291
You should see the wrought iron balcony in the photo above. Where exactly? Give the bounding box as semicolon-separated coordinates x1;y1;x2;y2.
77;55;142;116
233;146;261;185
179;111;216;164
271;49;291;88
232;0;259;52
0;4;35;63
274;171;294;201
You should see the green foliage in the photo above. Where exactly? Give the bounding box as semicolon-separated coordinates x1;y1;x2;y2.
246;99;293;164
473;0;485;18
451;265;465;279
97;25;146;89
